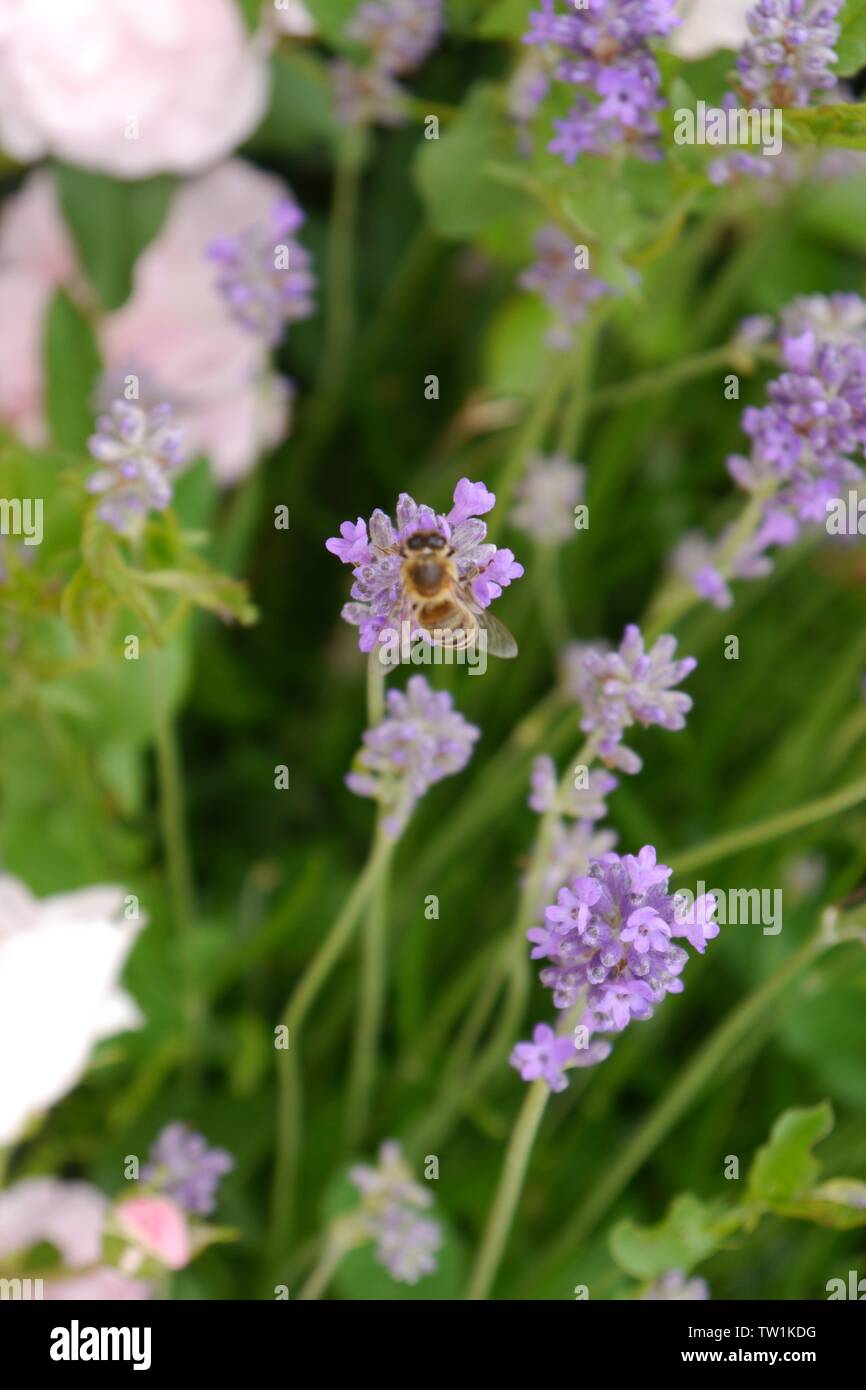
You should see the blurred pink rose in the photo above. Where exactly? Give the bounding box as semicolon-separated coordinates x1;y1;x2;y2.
0;172;76;445
116;1195;191;1271
0;160;293;482
0;1178;152;1300
0;0;270;178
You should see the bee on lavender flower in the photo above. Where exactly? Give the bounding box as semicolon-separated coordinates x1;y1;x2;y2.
327;478;524;659
391;529;518;658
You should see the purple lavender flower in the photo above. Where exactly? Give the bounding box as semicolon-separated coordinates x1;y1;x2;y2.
206;198;316;346
507;53;552;153
510;1023;581;1092
87;400;185;533
672;294;866;611
564;626;697;774
641;1269;710;1300
523;0;679;162
513;846;720;1090
331;59;409;126
334;0;442;126
735;0;841;109
349;1140;441;1284
142;1123;233;1216
528;755;617;819
511;453;586;542
345;675;479;837
326;477;523;654
519;226;613;348
348;0;441;75
781;293;866;346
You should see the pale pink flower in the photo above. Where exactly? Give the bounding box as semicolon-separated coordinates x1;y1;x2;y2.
0;172;76;445
116;1195;192;1271
0;161;295;483
0;0;269;178
0;1178;152;1300
0;875;145;1146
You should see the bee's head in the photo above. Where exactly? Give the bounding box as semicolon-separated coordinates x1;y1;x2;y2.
405;530;447;554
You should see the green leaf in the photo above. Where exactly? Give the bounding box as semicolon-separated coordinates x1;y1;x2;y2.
836;1;866;76
747;1103;833;1206
476;0;529;38
54;164;173;310
783;102;866;149
610;1194;741;1280
42;290;102;452
413;84;530;239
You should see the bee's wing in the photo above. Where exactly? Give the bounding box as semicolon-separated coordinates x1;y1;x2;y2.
477;606;518;659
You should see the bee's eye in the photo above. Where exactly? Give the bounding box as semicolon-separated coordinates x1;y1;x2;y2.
427;534;446;549
407;535;425;551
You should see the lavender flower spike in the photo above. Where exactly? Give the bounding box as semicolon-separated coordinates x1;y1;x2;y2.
564;625;697;773
142;1123;233;1216
326;476;523;654
87;399;185;533
511;453;586;542
334;0;443;127
519;225;613;349
346;675;479;837
207;197;316;346
523;0;679;163
349;1140;442;1284
735;1;842;110
513;846;720;1091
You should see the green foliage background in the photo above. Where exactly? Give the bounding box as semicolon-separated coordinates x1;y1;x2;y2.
4;0;866;1299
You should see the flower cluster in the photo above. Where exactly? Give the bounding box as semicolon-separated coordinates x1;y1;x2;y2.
523;0;679;163
142;1123;233;1216
674;295;866;609
333;0;442;126
735;0;841;109
0;1121;233;1300
512;453;586;542
348;1141;442;1283
326;477;523;653
708;2;844;187
511;847;719;1091
563;626;697;774
87;400;185;533
519;226;613;349
206;198;316;346
345;676;479;837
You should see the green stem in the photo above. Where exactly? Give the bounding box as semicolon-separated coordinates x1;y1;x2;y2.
147;653;199;1048
558;316;603;455
534;543;570;653
589;344;737;415
344;826;390;1148
466;1079;551;1300
297;1240;347;1301
269;831;394;1258
670;773;866;877
488;356;572;541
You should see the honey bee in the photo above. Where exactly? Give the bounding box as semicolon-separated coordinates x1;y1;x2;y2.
381;529;518;658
